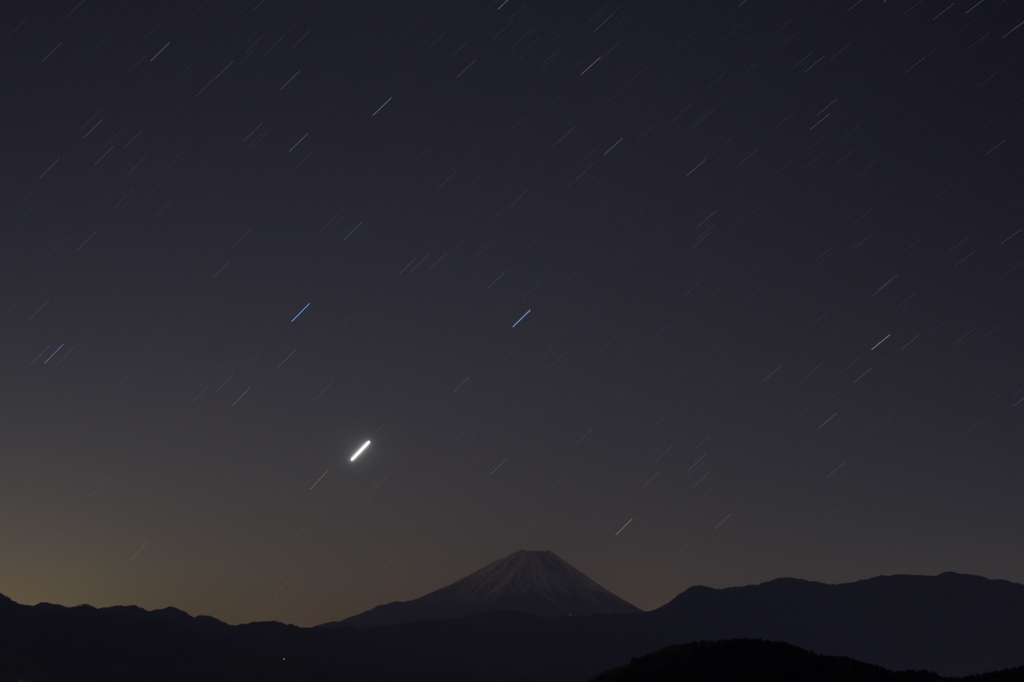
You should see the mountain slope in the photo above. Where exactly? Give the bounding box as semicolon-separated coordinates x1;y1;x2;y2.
331;549;640;628
3;571;1023;680
0;594;305;682
643;572;1024;677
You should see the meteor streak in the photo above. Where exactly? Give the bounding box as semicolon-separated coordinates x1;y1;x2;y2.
350;440;371;461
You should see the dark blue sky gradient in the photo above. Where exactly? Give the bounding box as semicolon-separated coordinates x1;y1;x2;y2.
1;0;1022;626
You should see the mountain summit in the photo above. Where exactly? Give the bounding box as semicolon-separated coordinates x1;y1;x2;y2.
332;549;641;628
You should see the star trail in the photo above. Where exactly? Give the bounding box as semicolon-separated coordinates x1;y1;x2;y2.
0;0;1022;628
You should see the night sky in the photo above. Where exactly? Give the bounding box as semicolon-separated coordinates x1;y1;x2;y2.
2;0;1023;628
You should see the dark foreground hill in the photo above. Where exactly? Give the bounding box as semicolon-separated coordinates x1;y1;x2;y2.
3;568;1024;681
4;595;1024;682
590;640;1024;682
642;572;1024;677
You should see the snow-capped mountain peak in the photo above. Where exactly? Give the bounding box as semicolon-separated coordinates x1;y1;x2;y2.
332;549;640;628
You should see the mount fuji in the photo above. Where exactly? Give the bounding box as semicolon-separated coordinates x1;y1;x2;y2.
328;549;641;628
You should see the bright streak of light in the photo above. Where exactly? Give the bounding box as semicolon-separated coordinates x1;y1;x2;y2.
310;470;328;490
350;440;371;461
372;97;392;116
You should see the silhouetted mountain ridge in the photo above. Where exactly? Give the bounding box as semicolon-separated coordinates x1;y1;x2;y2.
2;559;1024;681
647;571;1024;675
